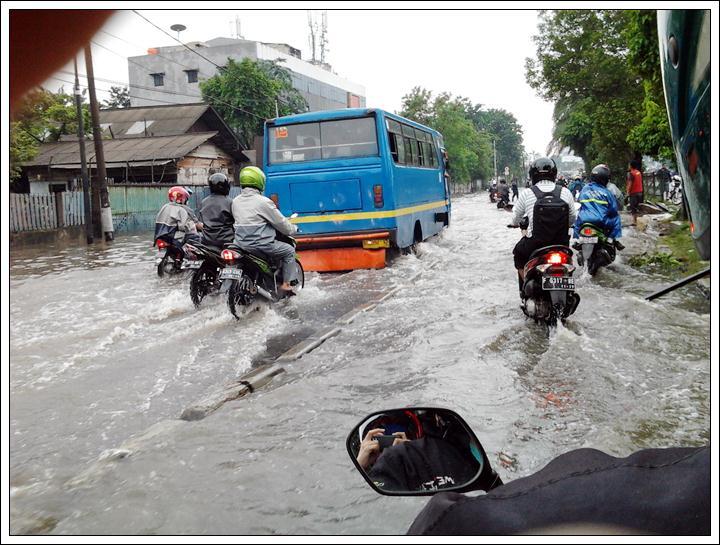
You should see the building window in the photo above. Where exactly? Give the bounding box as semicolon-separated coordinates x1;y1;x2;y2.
185;69;199;83
150;73;164;87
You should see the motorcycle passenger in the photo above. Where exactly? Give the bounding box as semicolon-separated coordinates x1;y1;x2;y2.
568;176;584;200
199;172;235;248
509;157;577;292
154;186;201;248
231;166;299;292
573;164;624;250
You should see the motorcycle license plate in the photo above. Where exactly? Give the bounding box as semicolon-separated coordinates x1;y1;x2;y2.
182;260;202;270
219;268;243;280
542;276;575;291
578;236;598;243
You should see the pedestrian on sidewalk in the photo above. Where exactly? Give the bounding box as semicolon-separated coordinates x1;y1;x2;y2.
626;159;644;226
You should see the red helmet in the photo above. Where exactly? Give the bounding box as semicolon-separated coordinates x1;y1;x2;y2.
168;186;190;204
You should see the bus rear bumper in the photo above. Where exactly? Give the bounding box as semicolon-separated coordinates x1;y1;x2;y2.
295;231;391;272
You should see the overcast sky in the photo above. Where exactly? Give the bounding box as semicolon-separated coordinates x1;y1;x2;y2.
43;8;555;155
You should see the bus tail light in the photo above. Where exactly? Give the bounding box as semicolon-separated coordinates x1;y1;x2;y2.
373;185;384;208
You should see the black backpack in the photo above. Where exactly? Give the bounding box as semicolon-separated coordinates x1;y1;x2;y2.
531;185;569;244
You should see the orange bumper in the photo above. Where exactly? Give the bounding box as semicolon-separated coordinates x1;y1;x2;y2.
296;231;390;272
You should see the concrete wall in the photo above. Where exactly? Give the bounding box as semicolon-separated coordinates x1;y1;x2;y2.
128;39;366;111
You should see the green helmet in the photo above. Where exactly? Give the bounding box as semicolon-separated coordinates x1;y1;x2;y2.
239;166;266;192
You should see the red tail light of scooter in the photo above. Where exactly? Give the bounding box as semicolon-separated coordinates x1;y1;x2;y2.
156;239;168;249
546;252;568;265
582;227;594;236
221;249;241;262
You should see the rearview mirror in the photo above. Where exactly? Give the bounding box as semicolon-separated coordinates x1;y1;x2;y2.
346;407;501;496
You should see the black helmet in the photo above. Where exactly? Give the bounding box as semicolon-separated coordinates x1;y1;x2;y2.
208;172;230;195
498;177;507;184
528;157;557;184
590;164;610;186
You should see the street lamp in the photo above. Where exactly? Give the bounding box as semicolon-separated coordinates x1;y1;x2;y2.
170;23;186;41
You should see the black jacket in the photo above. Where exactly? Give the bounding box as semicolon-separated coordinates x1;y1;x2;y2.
407;446;710;535
199;194;234;247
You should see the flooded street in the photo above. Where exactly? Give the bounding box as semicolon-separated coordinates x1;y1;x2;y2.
9;193;710;535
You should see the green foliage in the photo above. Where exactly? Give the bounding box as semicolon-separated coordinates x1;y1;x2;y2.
399;87;522;184
200;58;308;149
10;87;91;179
526;9;670;174
102;86;131;108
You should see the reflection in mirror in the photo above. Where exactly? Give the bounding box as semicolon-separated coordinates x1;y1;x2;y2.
347;408;484;494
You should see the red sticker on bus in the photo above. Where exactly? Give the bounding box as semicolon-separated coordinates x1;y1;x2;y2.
275;127;288;138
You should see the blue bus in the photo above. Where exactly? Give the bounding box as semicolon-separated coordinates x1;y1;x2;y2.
262;108;451;271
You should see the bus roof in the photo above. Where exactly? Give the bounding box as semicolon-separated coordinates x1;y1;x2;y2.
267;108;440;136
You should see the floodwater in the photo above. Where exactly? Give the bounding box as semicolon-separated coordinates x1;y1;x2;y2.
9;193;710;535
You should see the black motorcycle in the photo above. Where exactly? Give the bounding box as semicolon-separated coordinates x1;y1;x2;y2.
155;238;188;277
182;241;229;308
219;235;304;319
573;223;620;276
489;188;498;203
520;245;580;329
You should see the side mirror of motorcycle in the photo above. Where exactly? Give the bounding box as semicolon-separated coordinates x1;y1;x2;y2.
346;407;502;496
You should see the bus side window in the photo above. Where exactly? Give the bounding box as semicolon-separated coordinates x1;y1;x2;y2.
388;131;399;162
396;134;406;164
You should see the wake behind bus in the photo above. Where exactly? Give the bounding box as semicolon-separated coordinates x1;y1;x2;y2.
262;108;451;272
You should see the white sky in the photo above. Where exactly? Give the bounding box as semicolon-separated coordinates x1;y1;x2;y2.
42;8;555;155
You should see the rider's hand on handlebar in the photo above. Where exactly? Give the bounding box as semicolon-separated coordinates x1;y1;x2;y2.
507;224;518;228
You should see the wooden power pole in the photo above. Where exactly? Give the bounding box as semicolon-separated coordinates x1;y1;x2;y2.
84;44;114;241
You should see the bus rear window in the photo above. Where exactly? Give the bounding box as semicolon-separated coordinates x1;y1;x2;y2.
269;117;378;164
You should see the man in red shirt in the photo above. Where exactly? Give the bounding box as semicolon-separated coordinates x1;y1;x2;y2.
626;159;644;226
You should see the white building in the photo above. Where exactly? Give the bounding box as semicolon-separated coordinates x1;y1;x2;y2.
128;37;366;112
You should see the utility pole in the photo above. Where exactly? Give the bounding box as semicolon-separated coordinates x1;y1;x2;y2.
493;139;498;182
74;57;93;244
84;44;114;241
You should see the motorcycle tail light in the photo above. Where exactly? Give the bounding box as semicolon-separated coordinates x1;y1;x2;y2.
156;239;168;249
546;252;567;265
583;227;594;236
221;249;240;262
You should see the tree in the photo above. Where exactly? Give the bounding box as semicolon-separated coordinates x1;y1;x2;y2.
526;9;672;176
102;85;131;108
200;58;308;149
10;87;91;179
467;108;525;179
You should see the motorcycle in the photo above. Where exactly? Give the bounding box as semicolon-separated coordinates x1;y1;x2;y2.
154;238;192;277
219;235;304;319
573;223;620;276
520;245;580;329
182;241;229;308
665;174;683;205
347;407;502;496
496;194;510;210
489;188;498;203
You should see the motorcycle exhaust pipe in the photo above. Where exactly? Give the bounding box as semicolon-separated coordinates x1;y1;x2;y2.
256;286;275;301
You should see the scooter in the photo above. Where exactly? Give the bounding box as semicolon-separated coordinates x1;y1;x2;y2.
519;245;580;329
573;223;621;276
219;235;304;319
182;241;229;308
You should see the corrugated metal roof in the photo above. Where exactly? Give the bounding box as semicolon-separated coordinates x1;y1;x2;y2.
100;103;209;138
23;132;219;167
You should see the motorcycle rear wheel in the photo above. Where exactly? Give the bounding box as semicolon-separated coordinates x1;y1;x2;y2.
227;276;256;320
190;262;218;308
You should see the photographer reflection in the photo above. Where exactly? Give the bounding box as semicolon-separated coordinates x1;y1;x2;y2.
356;410;481;492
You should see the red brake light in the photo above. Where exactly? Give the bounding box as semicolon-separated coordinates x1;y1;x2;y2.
373;185;384;208
583;228;593;236
547;252;567;265
156;239;168;249
221;249;239;261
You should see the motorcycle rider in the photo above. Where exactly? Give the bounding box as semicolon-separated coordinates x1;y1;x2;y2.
199;172;235;248
497;178;510;205
154;186;201;247
508;157;576;293
568;176;584;200
231;166;299;293
573;164;624;251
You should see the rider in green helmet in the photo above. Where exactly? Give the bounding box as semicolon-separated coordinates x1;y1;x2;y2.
231;166;299;292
